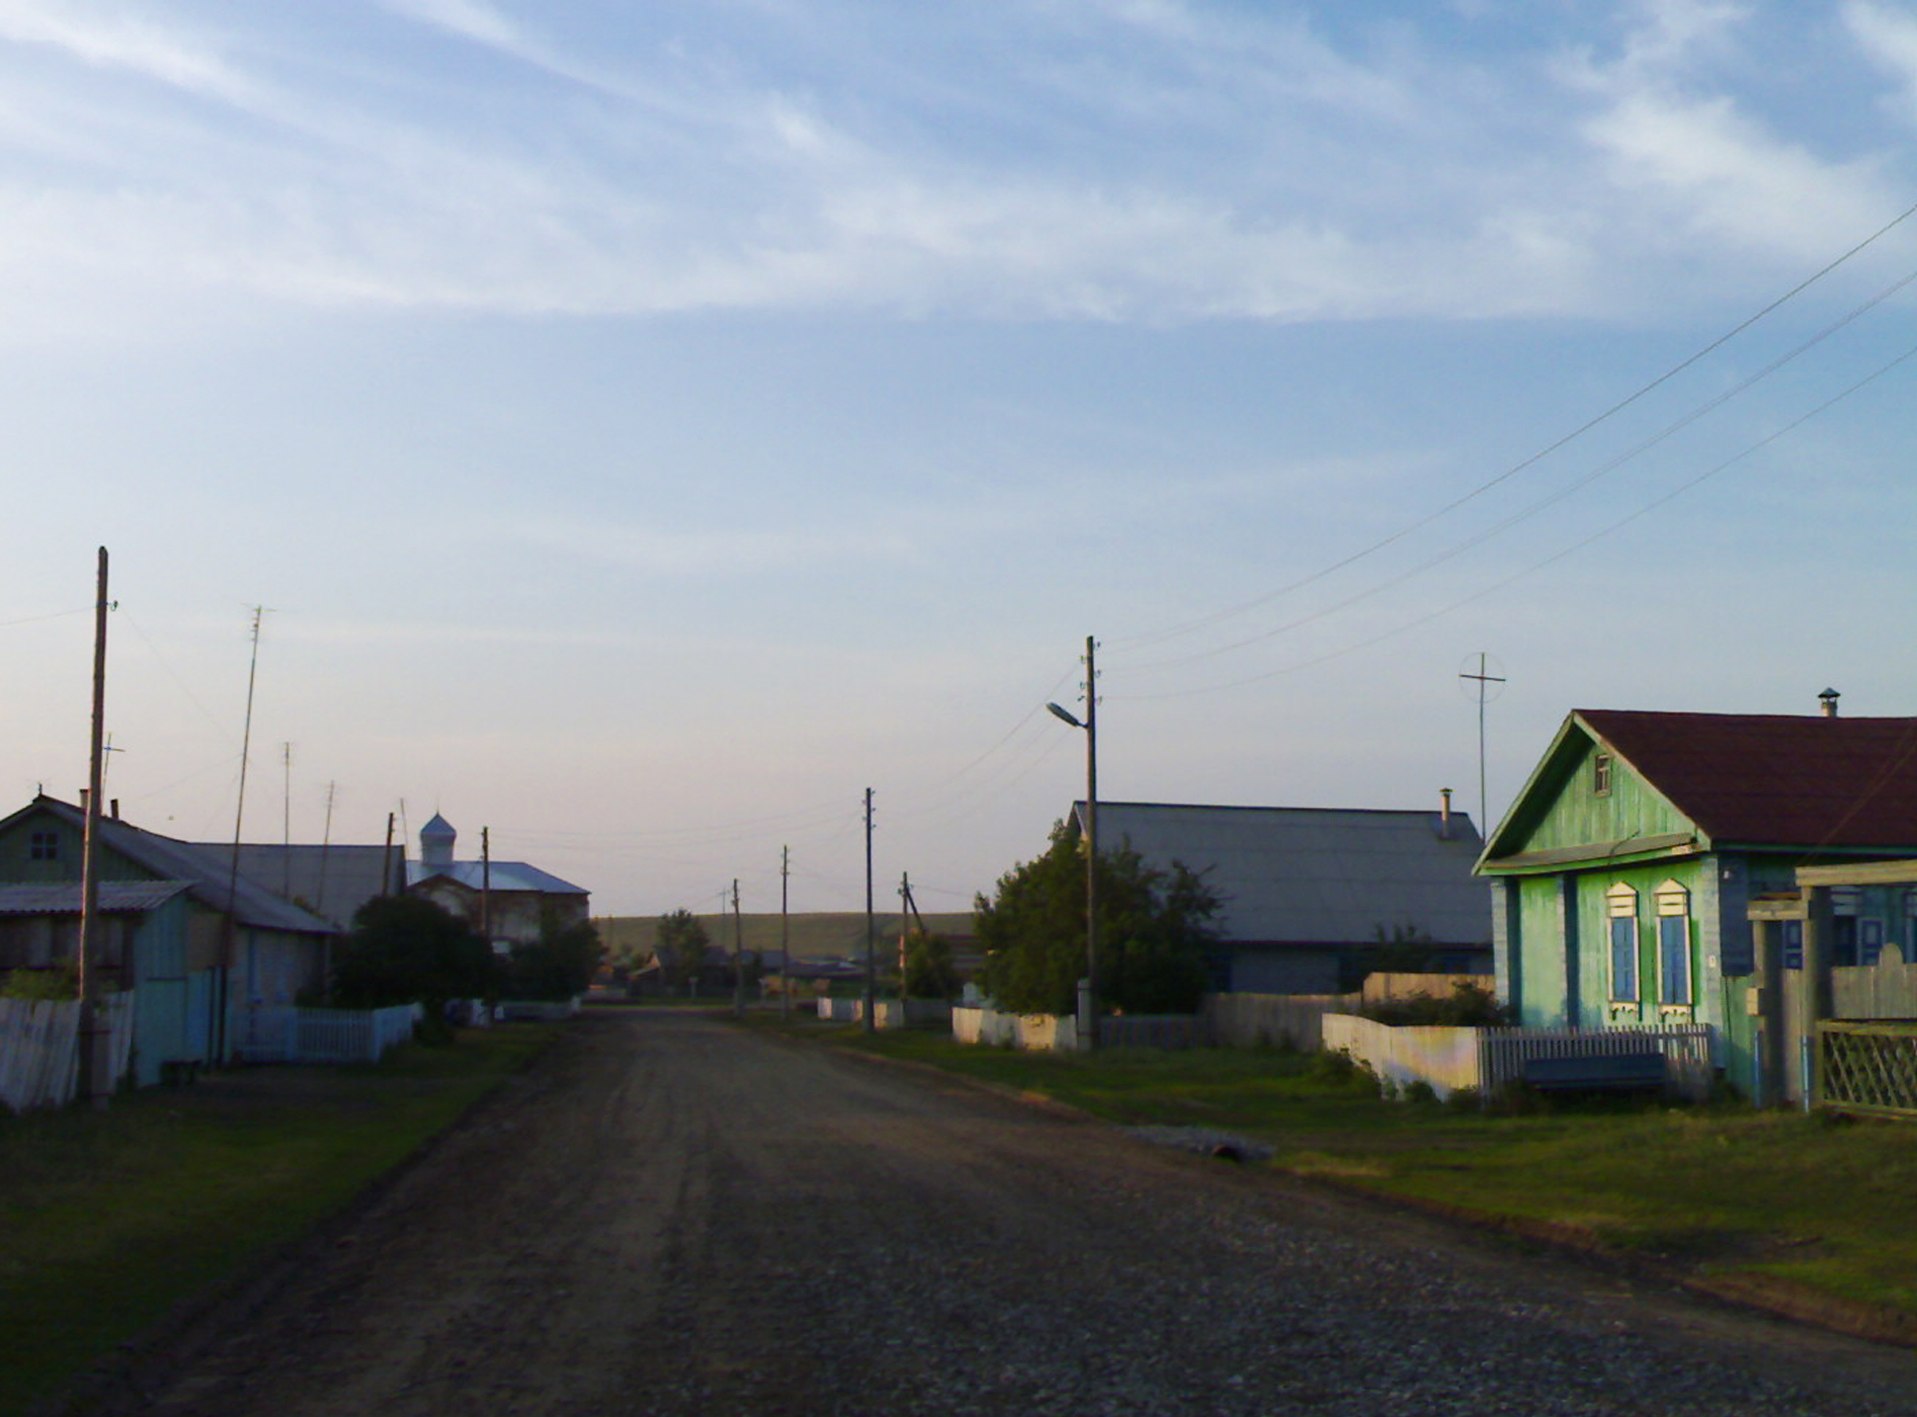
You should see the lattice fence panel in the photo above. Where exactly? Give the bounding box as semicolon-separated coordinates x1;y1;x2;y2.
1819;1023;1917;1118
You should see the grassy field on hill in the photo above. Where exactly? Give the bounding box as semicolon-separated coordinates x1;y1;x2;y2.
596;911;974;962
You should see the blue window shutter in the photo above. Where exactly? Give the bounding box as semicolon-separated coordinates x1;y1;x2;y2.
1610;917;1637;1001
1659;915;1691;1004
1783;920;1803;970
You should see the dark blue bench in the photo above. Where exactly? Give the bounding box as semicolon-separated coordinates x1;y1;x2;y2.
1522;1052;1666;1093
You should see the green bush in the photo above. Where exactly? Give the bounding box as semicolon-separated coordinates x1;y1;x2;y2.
1402;1079;1437;1105
1;967;78;1001
1357;981;1513;1028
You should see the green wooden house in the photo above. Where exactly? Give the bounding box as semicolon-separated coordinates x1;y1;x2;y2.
0;795;338;1082
1477;702;1917;1093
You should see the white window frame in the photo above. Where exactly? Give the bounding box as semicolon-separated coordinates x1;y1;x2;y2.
1606;882;1639;1008
1654;879;1692;1014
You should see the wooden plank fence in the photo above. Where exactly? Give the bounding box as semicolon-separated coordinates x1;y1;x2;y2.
0;993;136;1112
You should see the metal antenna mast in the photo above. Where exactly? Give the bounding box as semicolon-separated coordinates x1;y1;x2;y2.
1459;651;1507;838
219;605;268;1064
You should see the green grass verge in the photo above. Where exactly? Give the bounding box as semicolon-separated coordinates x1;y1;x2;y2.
0;1025;557;1416
770;1018;1917;1319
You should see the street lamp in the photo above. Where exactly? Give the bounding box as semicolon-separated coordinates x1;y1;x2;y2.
1046;635;1097;1050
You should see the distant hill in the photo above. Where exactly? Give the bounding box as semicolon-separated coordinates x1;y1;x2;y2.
595;911;974;962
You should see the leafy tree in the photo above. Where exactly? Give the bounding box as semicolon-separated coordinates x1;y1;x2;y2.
975;822;1219;1016
654;908;709;987
505;914;604;1001
332;895;500;1011
902;928;959;1000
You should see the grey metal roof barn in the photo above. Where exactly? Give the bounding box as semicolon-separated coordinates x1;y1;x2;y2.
1066;800;1491;993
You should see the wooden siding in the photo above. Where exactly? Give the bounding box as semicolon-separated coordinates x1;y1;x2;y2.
1498;735;1694;860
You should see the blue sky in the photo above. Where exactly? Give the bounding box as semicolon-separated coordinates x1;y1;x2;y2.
5;1;1917;917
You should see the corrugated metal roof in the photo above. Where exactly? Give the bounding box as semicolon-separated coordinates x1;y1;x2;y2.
208;844;395;929
0;880;191;915
13;798;339;936
1578;710;1917;850
405;860;588;895
1070;801;1489;947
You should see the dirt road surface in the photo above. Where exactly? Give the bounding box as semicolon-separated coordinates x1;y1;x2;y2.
103;1011;1917;1416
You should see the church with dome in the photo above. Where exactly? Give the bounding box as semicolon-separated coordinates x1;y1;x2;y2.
405;813;590;951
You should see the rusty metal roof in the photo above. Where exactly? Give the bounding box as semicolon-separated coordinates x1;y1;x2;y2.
1579;709;1917;850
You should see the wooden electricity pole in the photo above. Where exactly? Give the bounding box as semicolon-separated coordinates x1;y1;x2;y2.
76;547;110;1106
863;788;876;1034
731;878;744;1018
780;845;791;1021
381;810;396;896
481;826;492;945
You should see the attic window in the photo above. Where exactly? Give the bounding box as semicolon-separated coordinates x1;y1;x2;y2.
28;831;58;861
1593;753;1613;797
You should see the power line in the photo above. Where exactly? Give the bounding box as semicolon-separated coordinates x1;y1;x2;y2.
1115;334;1917;702
1110;195;1917;656
1112;256;1917;680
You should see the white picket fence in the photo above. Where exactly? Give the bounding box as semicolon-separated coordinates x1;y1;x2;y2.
234;1003;421;1065
1478;1024;1714;1099
1323;1014;1715;1101
0;994;137;1113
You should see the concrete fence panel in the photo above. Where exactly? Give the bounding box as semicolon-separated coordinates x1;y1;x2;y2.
951;1006;1076;1051
1321;1014;1481;1099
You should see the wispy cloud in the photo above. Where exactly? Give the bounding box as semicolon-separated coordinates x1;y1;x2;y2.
0;0;257;105
0;2;1908;340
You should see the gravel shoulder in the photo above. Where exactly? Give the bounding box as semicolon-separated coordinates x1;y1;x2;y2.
94;1012;1917;1416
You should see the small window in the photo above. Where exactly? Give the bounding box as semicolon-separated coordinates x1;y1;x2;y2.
28;830;58;861
1659;916;1692;1004
1654;879;1692;1007
1593;753;1612;797
1606;882;1638;1002
1782;919;1803;970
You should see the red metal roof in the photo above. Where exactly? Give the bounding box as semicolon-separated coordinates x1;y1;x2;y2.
1579;710;1917;850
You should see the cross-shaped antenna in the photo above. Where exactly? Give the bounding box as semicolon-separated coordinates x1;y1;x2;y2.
1458;652;1507;839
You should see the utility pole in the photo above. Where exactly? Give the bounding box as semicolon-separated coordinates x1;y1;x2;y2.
76;547;110;1107
1083;635;1099;1051
863;788;876;1034
481;827;492;947
898;871;911;1003
217;605;265;1066
780;845;791;1021
1049;636;1099;1049
731;877;744;1018
382;810;396;895
316;782;337;923
280;742;293;897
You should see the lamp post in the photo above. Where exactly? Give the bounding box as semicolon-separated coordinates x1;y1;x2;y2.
1046;635;1097;1051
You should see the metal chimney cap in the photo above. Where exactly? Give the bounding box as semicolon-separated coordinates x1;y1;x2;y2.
1819;687;1841;718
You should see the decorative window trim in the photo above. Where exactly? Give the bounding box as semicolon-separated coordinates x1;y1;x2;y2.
1654;879;1693;1008
1606;882;1639;1005
1593;752;1613;797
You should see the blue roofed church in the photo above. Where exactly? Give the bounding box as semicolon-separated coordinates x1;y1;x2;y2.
405;814;589;952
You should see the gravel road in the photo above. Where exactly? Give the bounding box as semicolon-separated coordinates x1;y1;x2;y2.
105;1011;1917;1417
